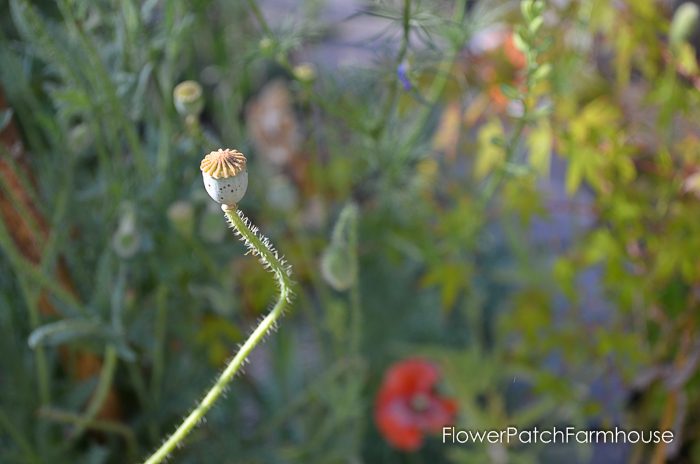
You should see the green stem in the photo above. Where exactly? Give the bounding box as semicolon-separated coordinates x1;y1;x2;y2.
39;407;137;460
16;275;50;405
67;344;118;442
151;285;167;406
347;207;361;356
246;0;273;36
401;0;468;153
287;216;326;345
143;205;293;464
372;0;412;137
0;213;84;313
56;0;148;180
481;109;528;202
0;409;42;464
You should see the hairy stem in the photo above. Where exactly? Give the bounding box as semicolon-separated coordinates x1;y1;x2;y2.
143;205;293;464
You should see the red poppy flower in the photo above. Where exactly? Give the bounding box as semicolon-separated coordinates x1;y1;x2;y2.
374;358;458;451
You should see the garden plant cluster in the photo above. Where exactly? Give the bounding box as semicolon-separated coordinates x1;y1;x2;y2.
1;0;700;463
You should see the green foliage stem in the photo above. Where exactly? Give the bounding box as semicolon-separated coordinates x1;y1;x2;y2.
143;205;293;464
482;0;549;201
38;407;137;460
68;344;118;442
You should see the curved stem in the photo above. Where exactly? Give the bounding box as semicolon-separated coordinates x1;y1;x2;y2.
143;205;293;464
68;344;118;442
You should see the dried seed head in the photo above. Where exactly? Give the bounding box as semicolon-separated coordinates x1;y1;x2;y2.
201;149;249;206
200;149;247;179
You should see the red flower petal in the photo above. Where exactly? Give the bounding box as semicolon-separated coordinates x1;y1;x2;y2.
374;358;458;452
375;398;425;451
416;396;458;431
380;358;439;397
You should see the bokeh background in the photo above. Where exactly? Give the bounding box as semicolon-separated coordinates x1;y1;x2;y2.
1;0;700;463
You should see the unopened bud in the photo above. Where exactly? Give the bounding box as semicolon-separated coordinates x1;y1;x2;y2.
173;80;204;118
293;63;317;83
671;3;700;50
113;205;141;258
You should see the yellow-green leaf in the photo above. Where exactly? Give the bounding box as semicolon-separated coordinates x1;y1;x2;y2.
474;118;505;180
528;118;552;176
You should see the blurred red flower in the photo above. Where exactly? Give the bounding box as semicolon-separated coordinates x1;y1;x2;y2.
374;358;458;451
470;29;527;112
503;32;527;70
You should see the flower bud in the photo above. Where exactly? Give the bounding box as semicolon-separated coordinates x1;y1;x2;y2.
68;122;92;155
173;80;204;118
671;3;700;50
200;148;248;206
113;205;141;258
293;62;317;83
320;203;358;291
397;61;412;91
259;37;275;57
320;243;355;291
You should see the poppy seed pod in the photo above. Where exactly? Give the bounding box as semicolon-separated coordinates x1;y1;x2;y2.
200;149;248;206
174;80;204;118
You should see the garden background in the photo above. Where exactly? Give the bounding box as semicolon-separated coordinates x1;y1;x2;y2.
1;0;700;463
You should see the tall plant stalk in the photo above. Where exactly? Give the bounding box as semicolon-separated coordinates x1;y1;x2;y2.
144;204;293;464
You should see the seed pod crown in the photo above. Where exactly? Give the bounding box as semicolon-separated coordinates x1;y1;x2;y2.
200;149;247;179
200;148;249;206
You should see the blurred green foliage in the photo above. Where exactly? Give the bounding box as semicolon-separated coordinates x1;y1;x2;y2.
1;0;700;463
